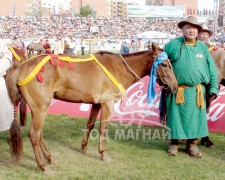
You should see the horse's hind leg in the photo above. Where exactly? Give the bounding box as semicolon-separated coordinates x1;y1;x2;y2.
28;50;31;58
29;109;48;171
81;104;101;153
99;102;114;161
39;131;53;163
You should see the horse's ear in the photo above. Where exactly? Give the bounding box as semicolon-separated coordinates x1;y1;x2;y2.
152;43;157;52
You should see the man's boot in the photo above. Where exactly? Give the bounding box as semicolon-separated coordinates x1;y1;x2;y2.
186;139;202;158
201;136;214;148
168;139;178;156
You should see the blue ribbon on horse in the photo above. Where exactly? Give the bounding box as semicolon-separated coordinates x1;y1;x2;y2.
147;51;168;104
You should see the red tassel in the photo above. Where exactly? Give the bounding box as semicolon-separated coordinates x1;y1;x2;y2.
50;58;56;66
49;54;58;59
69;62;75;70
58;60;64;68
36;73;43;82
40;66;45;72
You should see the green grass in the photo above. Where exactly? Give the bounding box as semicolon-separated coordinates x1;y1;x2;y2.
0;114;225;179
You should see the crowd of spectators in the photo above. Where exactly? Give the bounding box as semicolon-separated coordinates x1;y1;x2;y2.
0;15;224;43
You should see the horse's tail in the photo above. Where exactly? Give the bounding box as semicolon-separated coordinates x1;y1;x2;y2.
5;68;23;162
10;106;23;162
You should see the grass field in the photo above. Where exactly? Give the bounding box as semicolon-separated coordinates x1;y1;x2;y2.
0;114;225;179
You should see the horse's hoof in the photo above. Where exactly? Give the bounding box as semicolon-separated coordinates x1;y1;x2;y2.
81;145;87;153
43;167;55;174
39;165;47;172
101;154;112;162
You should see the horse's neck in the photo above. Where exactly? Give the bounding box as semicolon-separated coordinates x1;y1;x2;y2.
119;53;151;88
126;53;150;76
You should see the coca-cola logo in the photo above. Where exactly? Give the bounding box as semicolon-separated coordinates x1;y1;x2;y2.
207;86;225;121
48;77;225;132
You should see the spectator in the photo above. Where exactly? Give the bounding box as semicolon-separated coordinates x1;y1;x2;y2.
54;38;64;54
147;40;151;50
129;39;138;53
81;38;85;55
63;40;70;54
0;41;14;132
120;41;129;54
0;15;223;52
68;39;75;54
197;24;215;148
43;39;51;54
11;36;23;50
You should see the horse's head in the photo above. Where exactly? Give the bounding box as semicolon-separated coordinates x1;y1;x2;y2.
152;43;178;94
8;46;27;67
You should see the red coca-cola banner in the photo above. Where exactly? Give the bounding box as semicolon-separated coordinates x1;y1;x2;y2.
47;76;225;133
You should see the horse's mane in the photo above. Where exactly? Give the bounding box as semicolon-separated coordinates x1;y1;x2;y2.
95;50;152;57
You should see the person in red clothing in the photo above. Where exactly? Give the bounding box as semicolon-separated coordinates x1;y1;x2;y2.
43;39;51;54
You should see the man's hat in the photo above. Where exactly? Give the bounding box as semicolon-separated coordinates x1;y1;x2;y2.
201;24;214;37
177;16;203;32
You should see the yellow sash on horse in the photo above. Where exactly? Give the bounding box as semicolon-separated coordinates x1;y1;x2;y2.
17;54;126;94
9;47;22;61
209;46;215;52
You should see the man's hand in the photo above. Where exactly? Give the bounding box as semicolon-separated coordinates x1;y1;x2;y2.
208;93;217;100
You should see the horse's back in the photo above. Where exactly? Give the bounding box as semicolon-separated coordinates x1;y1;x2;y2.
17;53;123;104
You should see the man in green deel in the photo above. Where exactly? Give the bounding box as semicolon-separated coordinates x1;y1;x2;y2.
164;16;219;158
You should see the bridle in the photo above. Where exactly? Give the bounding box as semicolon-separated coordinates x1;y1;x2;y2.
119;52;172;90
119;52;164;113
156;58;173;90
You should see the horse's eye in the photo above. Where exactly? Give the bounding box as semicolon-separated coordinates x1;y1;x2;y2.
161;62;168;66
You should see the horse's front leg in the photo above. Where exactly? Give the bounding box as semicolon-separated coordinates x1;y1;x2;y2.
99;101;114;161
39;131;53;163
81;104;101;153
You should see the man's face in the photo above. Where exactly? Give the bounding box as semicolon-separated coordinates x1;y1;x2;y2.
198;31;210;42
182;24;198;41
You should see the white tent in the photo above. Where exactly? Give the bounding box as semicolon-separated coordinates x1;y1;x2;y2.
137;31;176;39
134;31;176;47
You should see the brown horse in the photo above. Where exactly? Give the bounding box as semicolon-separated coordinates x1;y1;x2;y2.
26;43;45;58
199;47;225;147
6;43;178;171
211;47;225;85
